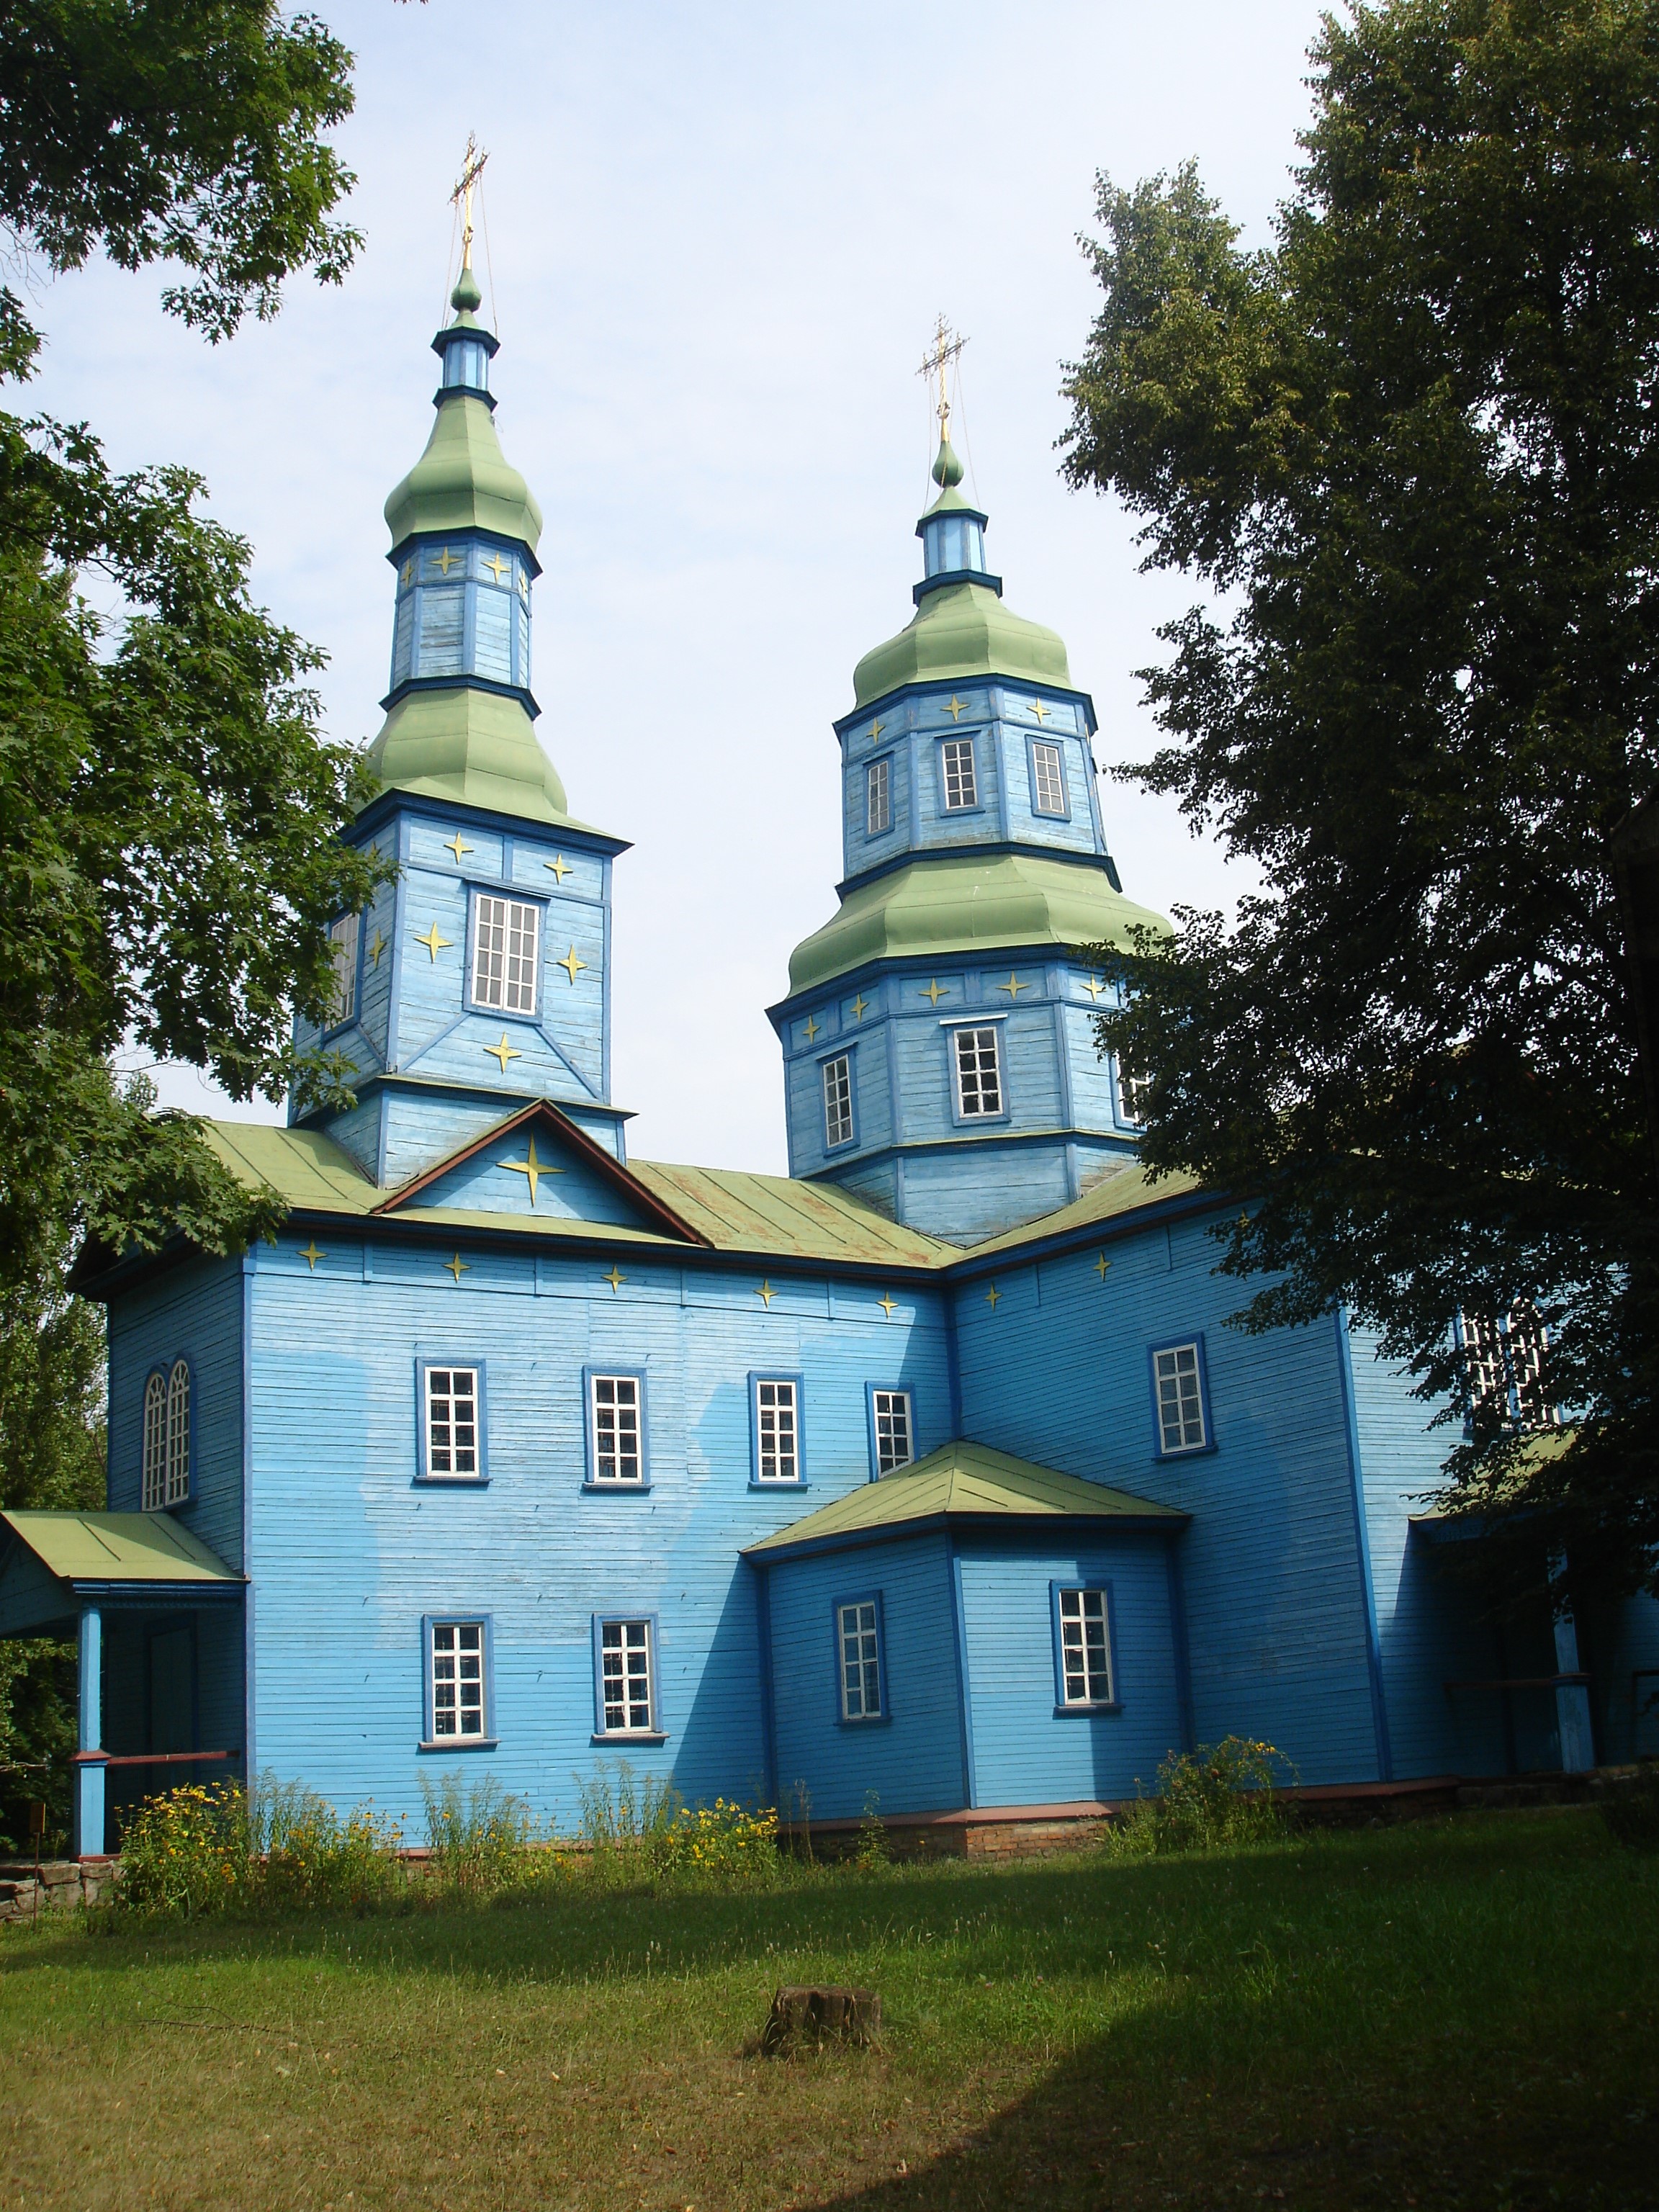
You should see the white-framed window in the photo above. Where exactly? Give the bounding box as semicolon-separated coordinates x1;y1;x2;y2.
754;1378;799;1483
1154;1342;1208;1454
425;1367;480;1476
142;1359;190;1511
953;1025;1003;1118
1031;739;1066;817
871;1388;912;1475
940;737;977;811
1115;1055;1150;1124
822;1053;854;1148
328;912;359;1024
837;1599;883;1721
1057;1587;1114;1706
589;1374;642;1483
599;1619;655;1734
1459;1302;1555;1429
428;1619;487;1740
867;756;891;836
470;891;540;1015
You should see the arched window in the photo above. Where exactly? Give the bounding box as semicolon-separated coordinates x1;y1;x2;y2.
164;1359;191;1506
142;1371;168;1510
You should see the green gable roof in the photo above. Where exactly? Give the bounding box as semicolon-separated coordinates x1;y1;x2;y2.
1;1511;240;1586
742;1440;1184;1560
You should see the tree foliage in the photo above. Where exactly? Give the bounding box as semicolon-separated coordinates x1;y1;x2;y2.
1062;0;1659;1597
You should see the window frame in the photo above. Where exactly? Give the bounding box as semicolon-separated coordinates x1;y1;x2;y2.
865;1383;915;1481
936;734;982;814
465;885;545;1020
866;753;894;837
582;1367;651;1491
832;1591;889;1726
414;1359;490;1484
749;1372;806;1488
1147;1335;1217;1460
590;1612;667;1742
1048;1581;1122;1714
1114;1054;1149;1128
1026;735;1071;820
140;1356;193;1511
947;1019;1008;1124
419;1613;497;1750
325;910;363;1033
820;1048;857;1151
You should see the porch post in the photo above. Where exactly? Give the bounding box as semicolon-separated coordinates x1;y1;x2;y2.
73;1602;106;1858
1552;1606;1595;1775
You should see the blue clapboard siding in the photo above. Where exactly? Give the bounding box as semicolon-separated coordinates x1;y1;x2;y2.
952;1210;1382;1785
107;1254;246;1572
242;1237;952;1831
895;1144;1074;1246
413;1123;647;1223
763;1533;965;1822
1586;1588;1659;1762
958;1536;1184;1805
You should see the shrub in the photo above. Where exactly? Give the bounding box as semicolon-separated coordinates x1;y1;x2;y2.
419;1772;535;1897
575;1760;681;1881
652;1797;780;1887
1105;1737;1292;1857
117;1781;248;1916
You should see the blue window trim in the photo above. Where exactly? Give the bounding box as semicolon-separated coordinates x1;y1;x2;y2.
413;1358;490;1485
462;881;549;1022
1048;1579;1123;1715
418;1611;498;1750
863;1381;915;1484
581;1364;652;1491
590;1611;668;1743
817;1043;859;1152
1025;732;1072;821
141;1354;197;1510
944;1013;1011;1128
864;752;896;839
748;1371;807;1489
935;732;986;817
1147;1334;1218;1460
321;910;367;1041
831;1589;889;1727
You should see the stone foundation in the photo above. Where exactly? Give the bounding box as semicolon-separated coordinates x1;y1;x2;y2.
0;1858;117;1924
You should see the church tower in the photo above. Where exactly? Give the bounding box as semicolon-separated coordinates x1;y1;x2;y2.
768;338;1166;1244
289;189;629;1185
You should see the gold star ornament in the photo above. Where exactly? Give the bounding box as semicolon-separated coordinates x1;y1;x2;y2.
877;1292;898;1320
299;1241;326;1271
1029;697;1053;724
443;1253;469;1283
367;929;387;969
756;1280;775;1308
1094;1252;1111;1280
501;1136;560;1205
802;1015;821;1043
483;1034;522;1074
997;973;1030;999
444;833;472;863
483;550;508;583
558;945;588;986
414;922;451;961
850;994;870;1022
1080;973;1105;1002
602;1266;626;1293
920;979;945;1007
943;695;968;721
985;1285;1002;1309
544;854;571;884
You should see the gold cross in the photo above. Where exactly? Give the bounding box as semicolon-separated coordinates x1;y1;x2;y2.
756;1281;775;1308
558;945;588;986
602;1266;626;1293
1094;1252;1110;1281
444;1253;469;1283
997;974;1030;998
517;569;529;600
299;1241;326;1271
544;854;570;884
444;833;472;862
802;1014;821;1043
451;132;490;266
943;695;968;721
985;1285;1001;1308
917;313;966;439
1030;698;1052;723
1080;974;1105;1002
920;979;945;1006
868;719;886;744
414;922;451;961
483;551;508;583
367;929;387;968
435;547;459;577
850;994;870;1022
877;1292;897;1320
483;1033;521;1073
501;1135;559;1205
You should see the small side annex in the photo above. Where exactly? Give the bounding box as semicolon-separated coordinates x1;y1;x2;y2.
745;1442;1190;1823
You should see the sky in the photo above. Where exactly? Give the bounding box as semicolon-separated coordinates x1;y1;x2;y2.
30;0;1327;1174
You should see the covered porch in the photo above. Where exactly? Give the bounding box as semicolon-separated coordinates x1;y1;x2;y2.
0;1511;246;1856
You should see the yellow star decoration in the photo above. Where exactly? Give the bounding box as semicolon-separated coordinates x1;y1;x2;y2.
558;945;588;986
501;1136;560;1205
414;922;451;961
997;974;1030;998
298;1241;326;1271
802;1014;821;1043
756;1281;775;1308
517;570;529;600
850;994;870;1022
483;550;508;583
943;695;968;721
877;1292;898;1320
1030;697;1052;724
920;979;945;1006
602;1266;626;1293
545;854;571;884
1094;1252;1111;1281
483;1034;522;1074
400;559;413;587
443;1254;469;1284
367;929;387;968
1080;974;1105;1002
435;547;459;576
985;1285;1002;1309
444;833;472;863
868;718;886;743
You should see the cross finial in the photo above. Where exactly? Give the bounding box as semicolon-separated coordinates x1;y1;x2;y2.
917;313;967;439
451;133;490;267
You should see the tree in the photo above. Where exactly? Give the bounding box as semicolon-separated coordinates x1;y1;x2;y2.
1061;0;1659;1601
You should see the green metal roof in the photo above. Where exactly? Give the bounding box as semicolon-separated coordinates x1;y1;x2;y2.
961;1161;1204;1258
743;1440;1184;1559
384;392;543;553
364;678;580;828
853;580;1071;709
1;1511;240;1586
786;849;1169;997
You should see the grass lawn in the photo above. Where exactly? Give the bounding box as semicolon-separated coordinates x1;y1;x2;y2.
0;1809;1654;2211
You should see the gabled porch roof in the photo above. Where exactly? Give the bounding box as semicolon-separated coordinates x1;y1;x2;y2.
0;1511;242;1637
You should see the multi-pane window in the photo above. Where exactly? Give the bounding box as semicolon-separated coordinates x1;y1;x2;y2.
1031;740;1066;817
599;1619;655;1733
867;757;891;836
953;1025;1003;1118
1057;1588;1114;1706
470;892;540;1015
822;1053;854;1148
425;1367;480;1476
1154;1343;1208;1454
141;1359;190;1511
328;913;359;1024
871;1388;912;1475
1459;1303;1555;1429
837;1600;883;1720
429;1620;487;1740
755;1379;799;1482
590;1375;642;1483
1115;1056;1149;1125
940;738;978;811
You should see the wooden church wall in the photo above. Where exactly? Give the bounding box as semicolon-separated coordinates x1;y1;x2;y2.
107;1254;247;1573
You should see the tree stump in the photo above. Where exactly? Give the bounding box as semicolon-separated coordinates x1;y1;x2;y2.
760;1984;881;2054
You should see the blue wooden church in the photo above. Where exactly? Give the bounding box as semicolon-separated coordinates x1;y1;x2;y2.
5;255;1658;1857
